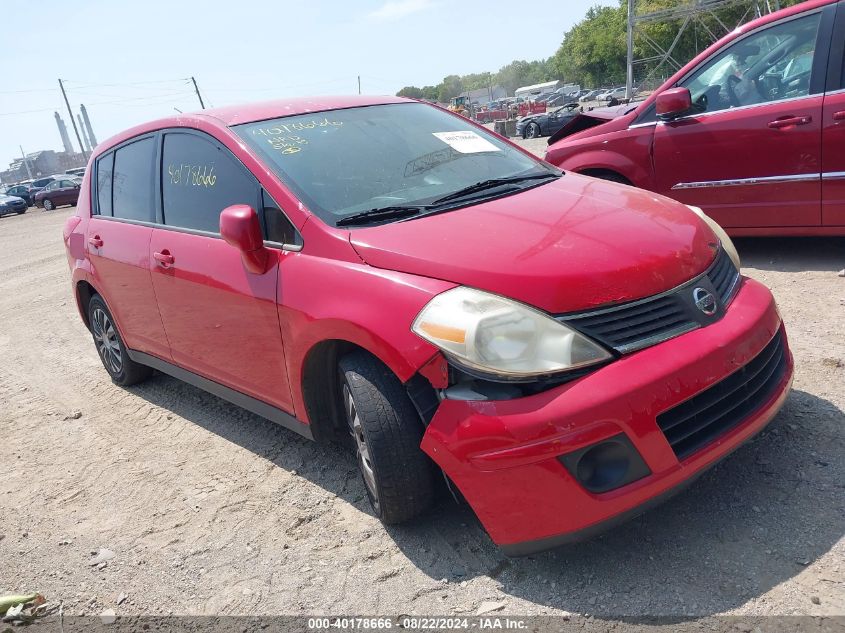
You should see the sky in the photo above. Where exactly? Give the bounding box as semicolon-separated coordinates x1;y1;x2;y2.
0;0;613;173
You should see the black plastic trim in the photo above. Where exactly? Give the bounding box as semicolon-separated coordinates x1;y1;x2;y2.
126;349;313;441
557;433;651;494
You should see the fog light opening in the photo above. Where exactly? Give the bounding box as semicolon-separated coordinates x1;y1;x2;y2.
559;433;651;494
575;441;631;491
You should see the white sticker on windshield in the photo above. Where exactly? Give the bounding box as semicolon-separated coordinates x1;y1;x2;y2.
432;131;500;154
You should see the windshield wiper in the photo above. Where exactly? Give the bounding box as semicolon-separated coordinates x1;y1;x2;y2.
432;172;558;205
336;205;429;227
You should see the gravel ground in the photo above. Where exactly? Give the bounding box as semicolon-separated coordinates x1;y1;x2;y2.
0;159;843;619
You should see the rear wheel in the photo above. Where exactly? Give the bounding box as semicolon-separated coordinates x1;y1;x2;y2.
338;351;435;524
43;199;54;211
88;295;152;386
523;122;541;139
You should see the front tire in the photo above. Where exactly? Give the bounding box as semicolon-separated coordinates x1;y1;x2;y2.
88;295;152;386
338;351;435;524
43;199;54;211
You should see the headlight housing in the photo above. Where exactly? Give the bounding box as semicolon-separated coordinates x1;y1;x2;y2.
687;205;740;270
412;287;612;380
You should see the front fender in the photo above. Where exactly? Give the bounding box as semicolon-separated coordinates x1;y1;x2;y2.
560;149;650;186
278;253;455;421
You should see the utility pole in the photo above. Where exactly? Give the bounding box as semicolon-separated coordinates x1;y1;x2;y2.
358;75;361;95
626;0;635;99
58;79;88;160
191;76;206;109
19;146;33;180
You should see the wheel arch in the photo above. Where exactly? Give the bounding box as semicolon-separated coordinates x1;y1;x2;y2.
299;337;433;444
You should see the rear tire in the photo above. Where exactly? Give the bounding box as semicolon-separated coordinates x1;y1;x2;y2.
523;122;541;139
88;294;152;386
338;351;435;524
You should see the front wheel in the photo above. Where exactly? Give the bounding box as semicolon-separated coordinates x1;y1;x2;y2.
88;295;152;386
43;199;54;211
338;351;435;524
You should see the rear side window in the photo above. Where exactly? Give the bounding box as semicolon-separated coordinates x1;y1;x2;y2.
113;137;155;222
161;132;258;233
96;152;114;216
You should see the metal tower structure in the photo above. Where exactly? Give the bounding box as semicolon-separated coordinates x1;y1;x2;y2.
626;0;782;98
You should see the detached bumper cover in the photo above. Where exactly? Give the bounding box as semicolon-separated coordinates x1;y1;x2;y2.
421;277;792;553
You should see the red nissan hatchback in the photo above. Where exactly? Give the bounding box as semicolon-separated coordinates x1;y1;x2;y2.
545;0;845;236
63;96;793;554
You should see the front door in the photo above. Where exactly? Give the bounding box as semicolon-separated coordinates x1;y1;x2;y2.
653;9;829;229
149;130;294;412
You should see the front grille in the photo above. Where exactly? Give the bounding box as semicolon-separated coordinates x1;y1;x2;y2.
708;247;739;303
656;330;787;461
560;248;739;354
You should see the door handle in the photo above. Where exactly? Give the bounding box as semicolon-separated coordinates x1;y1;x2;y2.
833;110;845;121
767;115;812;129
153;250;175;266
88;235;103;248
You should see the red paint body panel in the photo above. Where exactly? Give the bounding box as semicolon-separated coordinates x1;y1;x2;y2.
422;279;792;546
148;229;294;412
351;174;718;313
544;0;843;236
822;90;845;226
86;219;171;358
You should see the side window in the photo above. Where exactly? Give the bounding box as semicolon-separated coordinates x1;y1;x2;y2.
162;132;258;233
262;190;300;245
96;152;114;216
45;181;59;191
681;12;821;115
113;137;155;222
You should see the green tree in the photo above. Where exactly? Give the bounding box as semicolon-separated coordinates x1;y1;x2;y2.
396;86;424;98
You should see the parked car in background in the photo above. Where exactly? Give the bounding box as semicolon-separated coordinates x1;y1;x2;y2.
545;0;844;236
35;177;81;210
3;184;34;206
28;175;60;199
579;89;603;102
517;103;581;138
601;87;628;102
64;95;791;554
0;193;28;216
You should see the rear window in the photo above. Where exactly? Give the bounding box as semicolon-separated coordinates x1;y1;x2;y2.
112;137;155;222
96;153;114;216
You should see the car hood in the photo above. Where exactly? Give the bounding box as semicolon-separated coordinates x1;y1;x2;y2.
348;175;718;314
0;194;23;203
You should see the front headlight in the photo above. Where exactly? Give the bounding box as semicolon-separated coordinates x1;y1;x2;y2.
687;205;740;270
412;287;612;379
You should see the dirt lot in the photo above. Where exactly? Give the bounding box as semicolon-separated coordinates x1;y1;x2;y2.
1;167;843;618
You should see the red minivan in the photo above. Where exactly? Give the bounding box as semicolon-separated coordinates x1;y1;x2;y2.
545;0;845;236
64;96;792;555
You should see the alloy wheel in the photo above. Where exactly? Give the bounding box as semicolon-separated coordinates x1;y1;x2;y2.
92;307;122;374
342;382;380;509
525;123;539;139
44;199;53;211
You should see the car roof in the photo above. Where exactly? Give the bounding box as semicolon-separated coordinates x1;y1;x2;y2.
96;95;414;154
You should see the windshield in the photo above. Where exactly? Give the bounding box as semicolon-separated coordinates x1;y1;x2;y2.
233;102;553;227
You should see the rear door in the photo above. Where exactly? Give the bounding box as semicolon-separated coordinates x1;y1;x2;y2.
821;1;845;227
652;6;833;229
149;129;294;412
87;137;171;359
